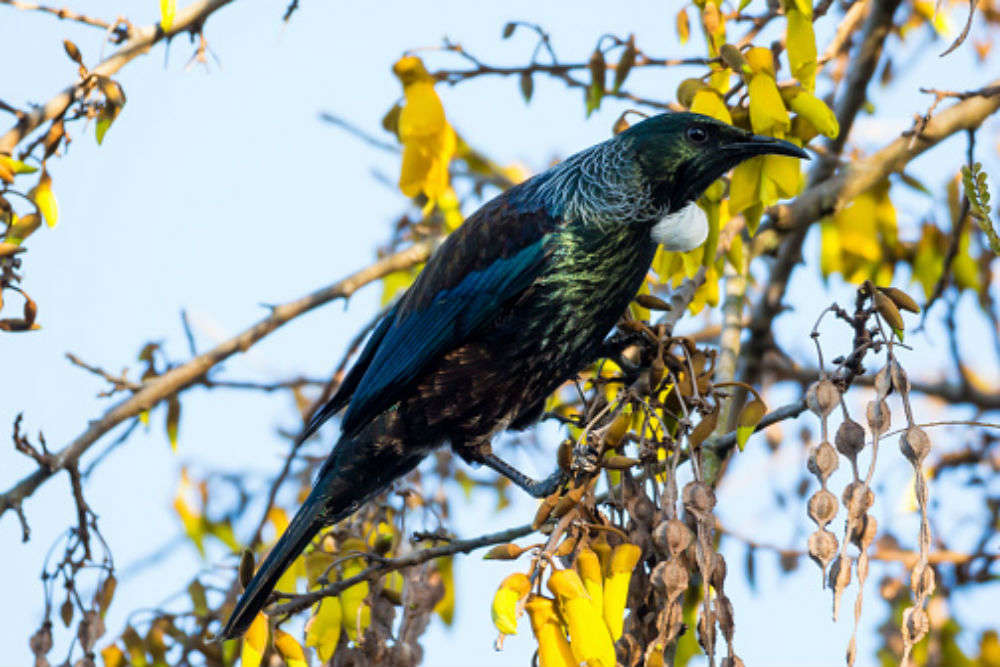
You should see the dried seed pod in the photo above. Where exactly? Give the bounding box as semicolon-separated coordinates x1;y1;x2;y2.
588;47;606;96
850;514;878;549
806;380;840;418
910;564;936;598
873;289;905;333
604;413;630;448
652;560;689;601
841;482;875;519
899;426;931;463
634;293;672;311
889;357;910;395
835;419;866;459
682;481;716;517
716;593;735;643
709;552;727;592
903;607;930;644
874;365;892;400
554;536;578;557
878;286;921;313
807;442;839;482
532;494;558;529
518;71;533;102
653;518;694;556
63;39;83;64
865;400;891;436
483;543;525;560
807;529;838;570
688;409;718;448
828;555;852;591
721;657;745;667
807;489;838;527
557;440;573;471
613;34;637;92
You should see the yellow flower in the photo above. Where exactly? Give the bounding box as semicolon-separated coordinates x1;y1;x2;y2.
393;56;456;203
526;595;576;667
548;569;617;667
492;572;531;635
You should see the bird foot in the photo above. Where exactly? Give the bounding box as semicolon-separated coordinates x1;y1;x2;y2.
479;453;568;498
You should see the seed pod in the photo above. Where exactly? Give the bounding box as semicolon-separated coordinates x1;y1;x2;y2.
716;594;735;643
721;657;746;667
899;426;931;463
903;607;930;644
43;119;65;159
239;549;255;590
865;400;891;436
709;552;727;592
650;560;688;601
807;489;838;527
889;358;910;395
806;380;840;418
519;72;533;102
841;481;875;519
874;290;905;334
682;481;716;517
491;573;531;635
807;442;839;482
613;34;637;93
634;293;672;311
828;555;852;591
604;413;631;448
652;518;694;556
612;113;631;135
649;350;665;390
878;286;920;313
807;529;837;570
874;365;892;400
910;563;936;598
483;543;525;560
557;440;573;471
533;494;558;530
588;47;606;96
501;22;516;38
850;514;878;549
835;419;866;459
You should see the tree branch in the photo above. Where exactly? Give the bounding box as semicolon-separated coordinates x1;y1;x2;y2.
0;0;238;155
0;241;433;526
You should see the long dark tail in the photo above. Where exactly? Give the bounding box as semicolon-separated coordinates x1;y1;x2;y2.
220;430;427;639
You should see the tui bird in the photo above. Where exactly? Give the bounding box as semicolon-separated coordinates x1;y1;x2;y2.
221;112;806;638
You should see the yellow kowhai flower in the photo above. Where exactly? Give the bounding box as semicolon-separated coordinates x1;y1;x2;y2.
547;568;617;667
526;595;576;667
492;572;531;635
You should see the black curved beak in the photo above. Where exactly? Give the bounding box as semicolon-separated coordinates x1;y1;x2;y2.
723;134;809;159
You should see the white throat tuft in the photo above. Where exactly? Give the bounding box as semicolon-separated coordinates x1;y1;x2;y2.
650;201;709;251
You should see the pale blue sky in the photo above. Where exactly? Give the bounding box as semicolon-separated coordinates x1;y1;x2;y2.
1;3;997;667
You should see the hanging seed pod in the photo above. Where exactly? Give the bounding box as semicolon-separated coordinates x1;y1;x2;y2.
555;536;578;557
828;555;852;592
652;518;694;557
709;552;727;592
873;290;905;333
889;358;910;395
807;529;838;570
651;560;689;601
865;400;891;436
682;481;716;518
604;412;631;448
807;442;839;482
910;564;936;598
841;481;875;520
807;489;838;527
613;34;637;93
721;657;745;667
602;455;641;470
557;440;573;471
899;426;931;463
688;409;718;448
806;380;840;418
878;286;920;313
835;419;866;459
650;350;665;390
902;607;930;644
874;366;892;400
532;494;559;530
850;514;878;549
63;39;83;64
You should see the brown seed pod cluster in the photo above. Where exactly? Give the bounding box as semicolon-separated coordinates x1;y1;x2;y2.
801;283;934;667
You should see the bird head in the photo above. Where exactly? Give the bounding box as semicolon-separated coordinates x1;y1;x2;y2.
623;112;809;211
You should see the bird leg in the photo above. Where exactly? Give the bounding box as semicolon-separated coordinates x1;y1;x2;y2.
479;453;568;498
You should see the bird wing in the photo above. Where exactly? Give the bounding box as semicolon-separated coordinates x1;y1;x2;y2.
302;195;557;441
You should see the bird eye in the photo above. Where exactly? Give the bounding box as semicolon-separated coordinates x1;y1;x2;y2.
687;126;708;144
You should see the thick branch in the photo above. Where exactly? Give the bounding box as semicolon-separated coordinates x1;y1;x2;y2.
0;241;433;524
0;0;237;155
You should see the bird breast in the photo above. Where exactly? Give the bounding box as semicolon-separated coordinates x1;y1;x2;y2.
650;200;709;252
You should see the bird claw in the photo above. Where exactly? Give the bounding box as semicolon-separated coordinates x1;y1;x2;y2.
477;453;569;498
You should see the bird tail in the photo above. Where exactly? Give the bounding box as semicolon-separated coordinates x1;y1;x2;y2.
220;429;426;639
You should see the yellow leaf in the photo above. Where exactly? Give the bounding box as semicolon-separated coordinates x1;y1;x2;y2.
675;7;690;44
305;597;342;662
394;56;456;203
240;613;268;667
27;170;59;228
819;218;842;278
160;0;175;31
267;508;305;594
173;467;205;555
95;104;120;145
273;629;307;667
748;73;790;135
337;539;371;643
786;8;817;91
165;395;180;451
0;155;38;175
6;213;41;244
101;644;125;667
